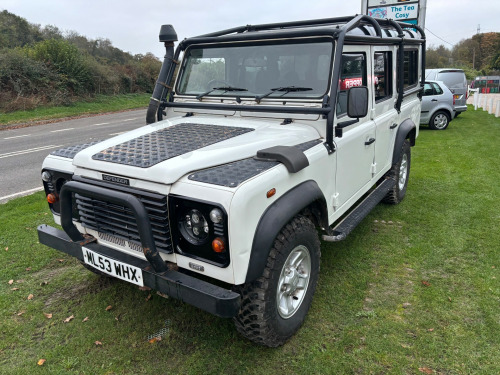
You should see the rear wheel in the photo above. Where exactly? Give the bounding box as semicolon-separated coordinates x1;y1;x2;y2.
383;140;411;204
429;110;450;130
233;215;320;347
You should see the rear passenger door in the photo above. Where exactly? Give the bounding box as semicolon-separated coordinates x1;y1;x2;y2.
371;46;398;175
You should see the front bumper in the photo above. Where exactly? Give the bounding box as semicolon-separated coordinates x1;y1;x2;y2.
37;224;240;318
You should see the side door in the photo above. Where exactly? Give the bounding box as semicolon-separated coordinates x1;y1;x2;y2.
333;47;376;209
420;82;435;123
372;46;398;175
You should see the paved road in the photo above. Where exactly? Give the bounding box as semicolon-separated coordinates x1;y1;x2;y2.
0;109;147;204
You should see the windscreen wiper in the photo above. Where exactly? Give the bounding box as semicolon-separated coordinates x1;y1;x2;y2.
255;86;313;104
196;86;248;101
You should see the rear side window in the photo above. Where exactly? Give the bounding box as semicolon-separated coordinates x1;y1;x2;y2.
423;82;443;96
337;53;367;117
402;50;419;90
431;82;443;95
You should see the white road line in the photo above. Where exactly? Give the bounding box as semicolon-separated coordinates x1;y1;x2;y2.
0;187;44;202
3;134;31;140
50;128;74;133
91;122;110;126
0;144;63;159
122;118;138;122
109;131;127;136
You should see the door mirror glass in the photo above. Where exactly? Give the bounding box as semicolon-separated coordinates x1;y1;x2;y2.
347;86;368;118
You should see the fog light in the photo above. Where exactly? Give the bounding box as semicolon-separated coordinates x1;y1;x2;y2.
212;237;226;253
41;171;52;182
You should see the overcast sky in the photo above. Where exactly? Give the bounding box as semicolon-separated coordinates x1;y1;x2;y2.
2;0;499;58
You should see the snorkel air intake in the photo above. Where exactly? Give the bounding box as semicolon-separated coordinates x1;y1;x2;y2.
146;24;178;124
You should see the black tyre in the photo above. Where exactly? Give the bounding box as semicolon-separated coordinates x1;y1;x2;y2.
233;215;320;347
429;110;450;130
383;139;411;204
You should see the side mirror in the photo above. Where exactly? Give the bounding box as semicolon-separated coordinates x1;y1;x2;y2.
347;86;368;118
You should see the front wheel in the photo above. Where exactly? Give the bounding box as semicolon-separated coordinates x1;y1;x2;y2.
429;110;450;130
383;140;411;204
233;216;320;347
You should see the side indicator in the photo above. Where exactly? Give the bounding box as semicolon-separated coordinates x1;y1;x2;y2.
47;193;59;204
267;188;276;198
212;238;226;253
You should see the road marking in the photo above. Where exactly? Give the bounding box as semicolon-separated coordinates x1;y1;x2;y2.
50;128;74;133
0;145;63;159
3;134;31;140
109;132;127;136
0;187;44;202
122;118;138;122
91;122;110;126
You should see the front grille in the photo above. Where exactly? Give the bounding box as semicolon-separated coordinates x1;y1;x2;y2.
75;185;172;254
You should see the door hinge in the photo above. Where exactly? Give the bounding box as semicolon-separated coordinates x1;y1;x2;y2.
371;162;377;175
331;193;339;209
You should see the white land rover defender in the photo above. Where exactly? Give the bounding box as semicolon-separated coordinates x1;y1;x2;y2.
38;15;425;347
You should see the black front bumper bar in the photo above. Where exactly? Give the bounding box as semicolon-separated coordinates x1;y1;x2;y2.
37;227;240;318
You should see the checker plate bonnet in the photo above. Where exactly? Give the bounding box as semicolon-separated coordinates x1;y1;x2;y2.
92;123;254;168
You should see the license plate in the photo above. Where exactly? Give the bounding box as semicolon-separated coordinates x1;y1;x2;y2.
82;247;144;286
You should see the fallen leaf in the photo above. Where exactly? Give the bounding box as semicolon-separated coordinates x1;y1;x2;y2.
40;281;49;286
145;294;152;301
156;291;169;299
17;311;25;316
43;313;53;319
37;359;46;366
63;315;74;323
57;259;65;263
4;247;8;251
25;267;31;271
448;296;452;302
8;280;14;285
11;287;19;291
418;367;433;374
421;280;431;287
82;317;89;322
94;341;102;346
401;343;411;349
138;286;151;291
428;328;434;332
27;294;34;300
105;305;112;311
149;336;161;343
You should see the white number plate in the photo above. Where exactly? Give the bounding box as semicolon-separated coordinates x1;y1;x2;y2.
82;247;144;287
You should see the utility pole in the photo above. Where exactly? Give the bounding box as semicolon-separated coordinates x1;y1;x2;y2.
477;24;481;34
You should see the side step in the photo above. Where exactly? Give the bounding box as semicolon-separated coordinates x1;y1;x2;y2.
322;178;396;242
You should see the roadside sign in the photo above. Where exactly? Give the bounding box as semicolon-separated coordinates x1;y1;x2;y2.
361;0;426;28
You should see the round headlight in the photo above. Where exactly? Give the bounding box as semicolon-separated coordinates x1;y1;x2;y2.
41;171;52;182
181;209;209;244
209;208;223;224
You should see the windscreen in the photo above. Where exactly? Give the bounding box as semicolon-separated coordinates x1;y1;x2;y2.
177;39;334;99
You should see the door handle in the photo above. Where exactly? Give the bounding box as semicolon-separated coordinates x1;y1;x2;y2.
365;138;376;145
390;123;398;129
431;99;438;102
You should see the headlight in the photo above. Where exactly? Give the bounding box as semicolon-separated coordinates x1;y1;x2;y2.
169;196;230;268
181;209;210;244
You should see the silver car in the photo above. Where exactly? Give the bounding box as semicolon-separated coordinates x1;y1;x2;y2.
420;80;456;130
425;69;468;116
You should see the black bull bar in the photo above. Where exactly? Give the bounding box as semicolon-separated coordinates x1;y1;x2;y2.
37;181;240;318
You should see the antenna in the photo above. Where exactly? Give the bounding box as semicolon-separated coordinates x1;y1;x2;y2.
477;24;481;34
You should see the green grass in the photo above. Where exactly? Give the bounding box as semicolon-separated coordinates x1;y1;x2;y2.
1;107;499;374
0;93;150;127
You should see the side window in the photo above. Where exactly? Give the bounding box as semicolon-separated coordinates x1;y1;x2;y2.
423;82;433;96
337;53;367;117
374;52;392;102
401;49;419;90
431;82;443;95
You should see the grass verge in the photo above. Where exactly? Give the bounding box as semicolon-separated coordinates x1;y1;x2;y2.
0;93;150;127
0;107;499;374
